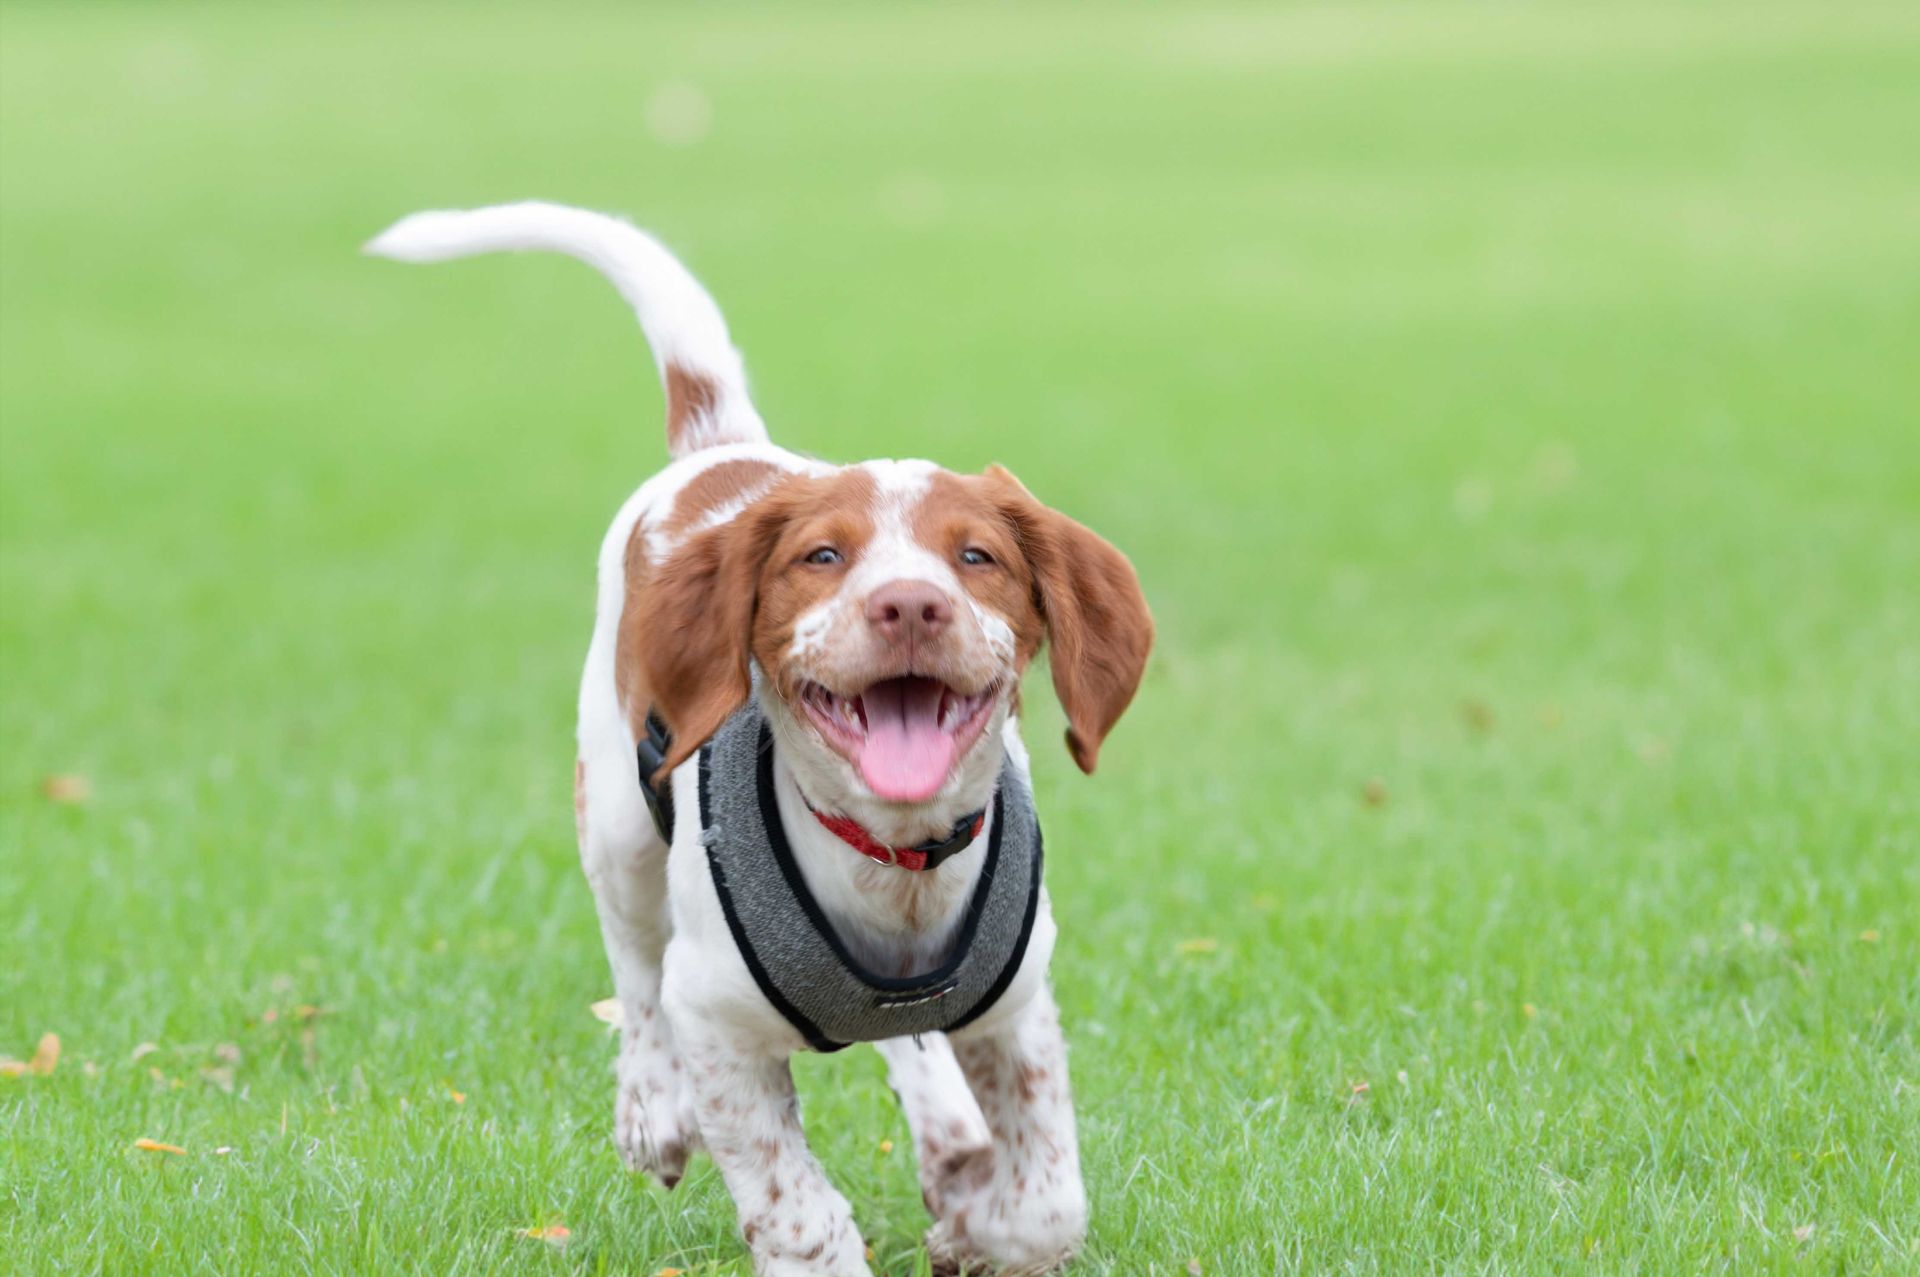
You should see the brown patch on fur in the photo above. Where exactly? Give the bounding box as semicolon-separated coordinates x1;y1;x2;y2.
613;516;656;727
659;459;783;544
1015;1062;1049;1103
664;363;721;454
745;469;879;698
915;472;1049;673
980;465;1153;772
917;467;1152;770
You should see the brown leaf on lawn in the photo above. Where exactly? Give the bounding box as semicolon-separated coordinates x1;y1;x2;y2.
1460;698;1495;733
657;1268;685;1276
1175;937;1219;955
30;1033;60;1077
878;1138;894;1154
133;1138;187;1155
590;998;625;1029
516;1224;571;1248
0;1059;26;1079
41;774;91;803
445;1081;466;1104
1362;777;1389;807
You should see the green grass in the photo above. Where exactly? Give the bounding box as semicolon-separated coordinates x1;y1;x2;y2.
4;1;1918;1272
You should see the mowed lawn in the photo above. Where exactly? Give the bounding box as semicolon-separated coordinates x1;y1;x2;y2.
3;2;1918;1272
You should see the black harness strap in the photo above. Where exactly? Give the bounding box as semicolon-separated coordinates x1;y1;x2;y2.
634;709;676;842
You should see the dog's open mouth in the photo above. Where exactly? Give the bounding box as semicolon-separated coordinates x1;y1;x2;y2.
799;675;999;803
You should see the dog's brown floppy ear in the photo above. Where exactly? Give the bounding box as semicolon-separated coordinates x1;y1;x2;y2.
986;464;1154;774
637;504;784;776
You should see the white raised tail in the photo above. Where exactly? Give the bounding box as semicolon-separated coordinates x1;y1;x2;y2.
365;201;767;457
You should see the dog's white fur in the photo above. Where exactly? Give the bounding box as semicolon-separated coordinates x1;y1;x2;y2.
369;204;1088;1275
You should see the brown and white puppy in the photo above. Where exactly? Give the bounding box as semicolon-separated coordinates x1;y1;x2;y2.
367;203;1152;1277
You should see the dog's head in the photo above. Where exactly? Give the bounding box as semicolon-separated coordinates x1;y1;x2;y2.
634;459;1152;822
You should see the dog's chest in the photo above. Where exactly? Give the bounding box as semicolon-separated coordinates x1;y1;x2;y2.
695;706;1043;1053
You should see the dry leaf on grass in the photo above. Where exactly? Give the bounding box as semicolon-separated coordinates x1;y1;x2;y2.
41;774;91;803
1460;698;1496;733
0;1059;26;1079
657;1268;686;1276
30;1033;60;1076
1174;938;1218;955
516;1224;571;1248
590;998;625;1030
445;1081;466;1104
133;1138;187;1155
878;1139;894;1154
1361;777;1389;807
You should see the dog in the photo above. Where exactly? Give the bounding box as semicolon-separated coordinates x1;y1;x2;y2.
366;202;1153;1276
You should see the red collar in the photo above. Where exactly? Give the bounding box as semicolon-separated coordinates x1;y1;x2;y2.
808;804;988;871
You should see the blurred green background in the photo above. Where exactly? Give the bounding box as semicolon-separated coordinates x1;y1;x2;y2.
3;2;1917;1273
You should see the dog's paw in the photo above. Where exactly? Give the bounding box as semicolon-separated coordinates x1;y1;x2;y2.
612;1046;699;1186
923;1181;1085;1277
925;1219;985;1276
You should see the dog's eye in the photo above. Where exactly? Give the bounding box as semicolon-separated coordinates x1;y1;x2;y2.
804;546;843;566
959;547;994;567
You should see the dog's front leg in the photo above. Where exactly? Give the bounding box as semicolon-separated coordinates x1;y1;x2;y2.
576;753;698;1186
876;1035;994;1222
678;1031;870;1276
929;986;1087;1276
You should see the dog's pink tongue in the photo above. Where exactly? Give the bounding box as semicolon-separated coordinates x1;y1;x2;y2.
857;678;955;802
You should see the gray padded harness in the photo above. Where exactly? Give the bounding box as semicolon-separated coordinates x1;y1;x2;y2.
697;704;1043;1052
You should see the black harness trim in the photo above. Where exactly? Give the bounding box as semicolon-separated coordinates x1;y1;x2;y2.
944;820;1044;1035
698;739;843;1054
